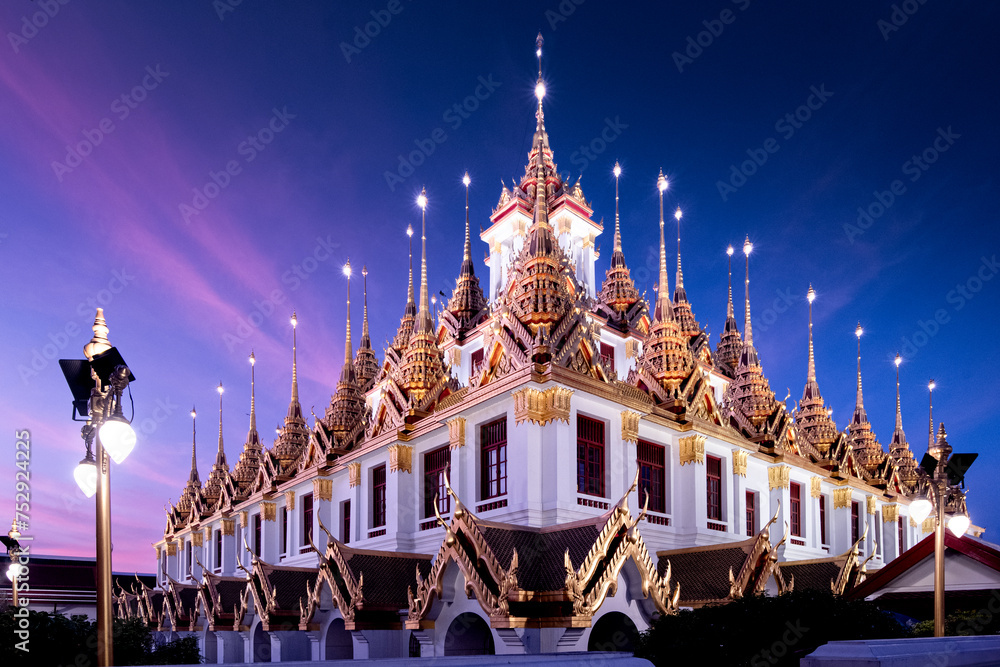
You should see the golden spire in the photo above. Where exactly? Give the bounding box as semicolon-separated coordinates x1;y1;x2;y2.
393;226;418;349
203;382;229;507
178;406;200;515
671;205;700;338
890;354;919;486
794;286;837;454
275;313;309;469
447;173;487;328
848;323;884;471
249;352;257;433
716;245;743;372
598;162;641;316
231;352;262;495
361;265;370;340
325;261;366;444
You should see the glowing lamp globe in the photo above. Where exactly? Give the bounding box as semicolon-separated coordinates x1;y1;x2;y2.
535;81;546;101
74;457;98;498
6;563;20;581
99;414;136;464
463;173;471;187
948;513;970;538
910;497;933;525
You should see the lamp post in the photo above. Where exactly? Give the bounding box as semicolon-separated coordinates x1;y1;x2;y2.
907;383;976;637
3;519;21;607
59;309;137;667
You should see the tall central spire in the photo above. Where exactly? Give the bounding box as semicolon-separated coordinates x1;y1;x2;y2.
598;162;642;317
340;260;356;383
854;323;865;416
807;286;817;383
743;236;753;345
290;312;300;405
216;381;225;466
655;171;672;323
249;352;257;433
416;188;433;333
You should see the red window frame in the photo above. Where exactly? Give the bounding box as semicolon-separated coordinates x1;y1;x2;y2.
745;490;756;536
372;465;387;528
253;514;262;556
706;455;722;521
577;415;605;497
637;440;666;514
214;528;222;571
819;495;828;545
851;501;860;544
342;500;351;545
424;446;451;518
279;506;288;556
300;493;314;552
480;418;507;500
790;482;803;537
898;516;904;554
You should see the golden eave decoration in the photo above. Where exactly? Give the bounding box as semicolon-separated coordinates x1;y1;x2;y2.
447;417;466;449
620;410;640;444
389;443;413;474
866;495;877;516
313;478;332;502
732;450;748;477
678;435;705;466
882;504;898;523
810;476;822;499
768;465;790;491
348;462;361;488
260;502;276;522
222;518;235;536
833;487;852;510
512;386;573;426
285;491;296;511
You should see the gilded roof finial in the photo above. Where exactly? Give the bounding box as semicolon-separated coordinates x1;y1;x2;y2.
354;266;379;391
535;33;545;131
794;286;837;454
655;170;672;323
675;207;684;289
715;245;743;372
416;188;433;333
598;162;642;317
894;355;903;433
406;225;415;308
341;259;356;382
671;205;700;338
447;174;487;329
743;236;753;345
727;246;735;320
847;322;884;471
463;172;472;264
361;265;370;340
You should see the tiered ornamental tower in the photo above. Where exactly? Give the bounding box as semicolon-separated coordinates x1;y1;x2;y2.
147;39;959;662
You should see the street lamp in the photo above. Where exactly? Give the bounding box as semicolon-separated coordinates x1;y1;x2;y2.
3;520;21;607
58;309;136;667
911;386;977;637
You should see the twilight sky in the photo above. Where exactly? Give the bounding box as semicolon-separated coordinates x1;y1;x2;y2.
1;1;997;574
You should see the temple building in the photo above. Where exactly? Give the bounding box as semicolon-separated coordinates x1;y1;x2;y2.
128;40;978;662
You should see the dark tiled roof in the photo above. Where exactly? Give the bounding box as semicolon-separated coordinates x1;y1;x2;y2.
149;590;164;615
658;546;748;603
177;586;199;617
345;553;432;607
215;579;245;611
480;523;601;592
779;560;842;592
266;567;319;611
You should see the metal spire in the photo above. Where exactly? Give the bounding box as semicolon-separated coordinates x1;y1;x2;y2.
655;170;671;322
344;259;353;367
675;207;684;289
416;188;432;332
807;286;817;383
406;226;415;311
928;379;936;450
613;161;622;253
743;236;753;345
894;355;904;433
216;382;225;465
463;173;472;264
249;351;257;432
290;312;299;404
361;266;370;340
855;323;864;409
188;406;199;485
